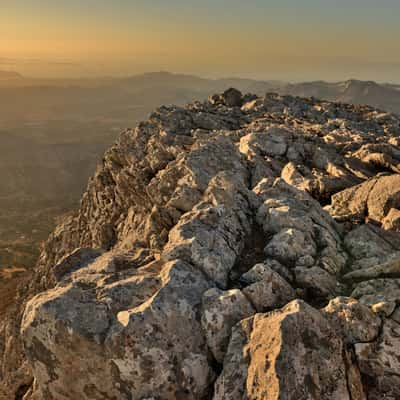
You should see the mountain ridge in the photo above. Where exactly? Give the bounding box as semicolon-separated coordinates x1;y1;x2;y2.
1;88;400;399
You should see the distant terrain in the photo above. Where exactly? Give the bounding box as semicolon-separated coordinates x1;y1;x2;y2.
283;79;400;115
1;71;400;292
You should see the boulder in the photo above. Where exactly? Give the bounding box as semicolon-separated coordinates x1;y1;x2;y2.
355;319;400;399
351;278;400;316
329;174;400;228
214;300;354;400
264;228;316;265
22;258;214;400
344;224;400;274
382;207;400;231
239;128;289;158
322;297;381;344
240;263;296;312
343;252;400;281
201;288;255;363
294;266;339;298
221;88;243;107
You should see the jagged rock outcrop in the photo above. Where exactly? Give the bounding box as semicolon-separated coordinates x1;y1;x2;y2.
214;300;356;400
1;89;400;399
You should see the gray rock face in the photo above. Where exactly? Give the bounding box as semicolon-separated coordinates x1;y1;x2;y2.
240;263;296;312
322;297;381;344
355;319;400;399
256;179;346;298
22;257;214;400
329;174;400;227
239;127;289;158
214;300;353;400
209;88;243;107
1;90;400;399
201;288;255;363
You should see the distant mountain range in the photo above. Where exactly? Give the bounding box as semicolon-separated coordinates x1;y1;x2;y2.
114;72;400;114
1;70;400;112
281;79;400;114
117;72;400;114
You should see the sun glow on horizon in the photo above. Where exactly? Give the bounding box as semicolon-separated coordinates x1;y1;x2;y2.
1;0;400;81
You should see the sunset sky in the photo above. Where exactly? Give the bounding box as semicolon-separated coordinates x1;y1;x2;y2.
1;0;400;82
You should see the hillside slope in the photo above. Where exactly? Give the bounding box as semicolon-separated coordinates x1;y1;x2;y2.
1;89;400;399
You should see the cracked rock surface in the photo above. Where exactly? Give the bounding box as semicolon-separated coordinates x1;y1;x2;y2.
1;89;400;399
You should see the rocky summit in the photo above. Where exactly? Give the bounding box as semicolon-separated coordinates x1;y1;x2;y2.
1;88;400;399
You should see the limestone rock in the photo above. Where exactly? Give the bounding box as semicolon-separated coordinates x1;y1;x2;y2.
264;228;316;265
240;263;296;312
214;300;353;400
22;258;214;399
343;252;400;281
351;278;400;316
256;179;347;297
355;319;400;399
329;174;400;228
345;224;395;261
222;88;243;107
2;91;400;398
201;288;255;363
382;207;400;231
322;297;381;344
239;128;289;158
294;266;339;298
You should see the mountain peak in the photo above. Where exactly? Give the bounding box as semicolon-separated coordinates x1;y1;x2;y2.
3;90;400;399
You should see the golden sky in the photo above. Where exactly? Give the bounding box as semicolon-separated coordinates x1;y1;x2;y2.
1;0;400;82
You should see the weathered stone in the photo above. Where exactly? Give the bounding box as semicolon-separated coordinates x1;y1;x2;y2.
281;162;314;193
351;278;400;316
221;88;243;107
371;301;396;317
390;305;400;323
329;174;400;228
382;207;400;231
322;297;381;344
214;300;353;400
294;266;338;298
239;128;289;158
344;224;400;264
343;349;367;400
264;228;316;265
367;174;400;224
343;252;400;281
355;319;400;399
201;288;255;363
52;248;104;282
329;177;378;222
22;259;214;399
240;263;296;312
